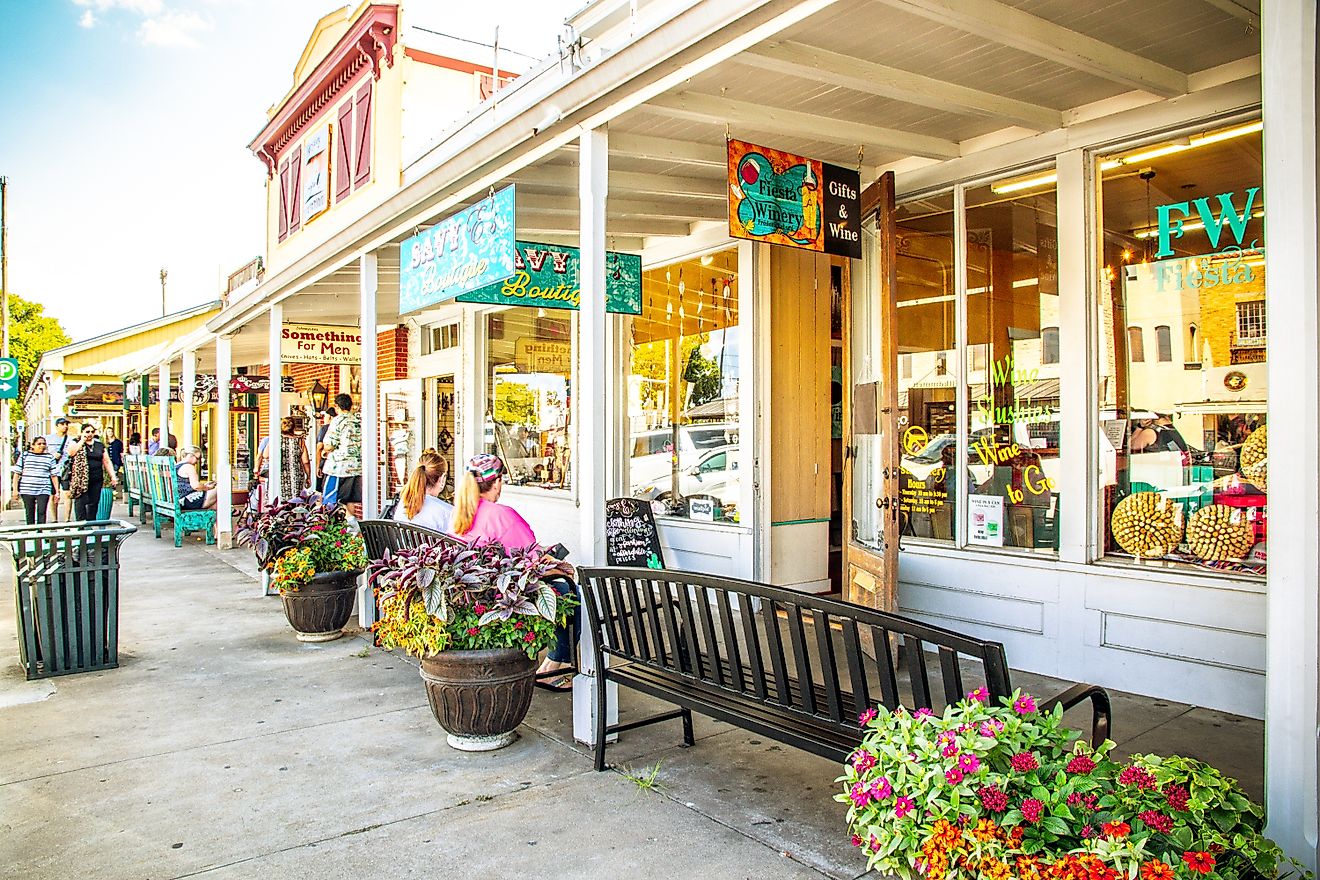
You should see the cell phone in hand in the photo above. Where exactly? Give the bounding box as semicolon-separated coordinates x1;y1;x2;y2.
546;543;569;560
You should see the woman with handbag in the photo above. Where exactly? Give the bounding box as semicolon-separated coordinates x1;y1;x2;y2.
65;423;119;521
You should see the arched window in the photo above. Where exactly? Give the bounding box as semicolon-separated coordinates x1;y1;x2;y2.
1128;326;1145;363
1156;325;1172;362
1041;327;1060;364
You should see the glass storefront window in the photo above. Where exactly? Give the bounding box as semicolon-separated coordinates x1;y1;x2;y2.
964;177;1061;553
627;248;741;523
483;309;572;490
894;193;957;544
1096;120;1265;575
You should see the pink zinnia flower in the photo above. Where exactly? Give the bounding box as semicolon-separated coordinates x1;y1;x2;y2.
1066;754;1097;775
850;834;863;847
868;836;882;853
941;743;958;758
1010;752;1039;772
966;686;989;703
957;753;980;774
850;749;877;773
1013;694;1037;714
978;721;999;738
893;796;915;818
870;777;893;801
858;707;878;725
848;781;872;808
914;707;934;721
1020;798;1044;823
945;767;964;784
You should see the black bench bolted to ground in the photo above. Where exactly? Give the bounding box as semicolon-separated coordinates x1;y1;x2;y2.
578;567;1111;772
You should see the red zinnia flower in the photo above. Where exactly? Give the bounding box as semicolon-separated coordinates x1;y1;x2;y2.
524;632;536;643
1066;754;1097;775
1164;784;1190;812
1139;810;1174;833
1102;821;1130;838
1020;798;1044;823
1140;862;1176;880
1182;852;1216;874
1010;752;1039;772
466;627;480;636
474;604;487;614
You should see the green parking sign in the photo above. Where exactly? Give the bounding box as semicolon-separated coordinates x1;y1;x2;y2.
0;358;18;399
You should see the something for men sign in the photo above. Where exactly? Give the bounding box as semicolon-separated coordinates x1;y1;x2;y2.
281;323;362;365
727;138;861;259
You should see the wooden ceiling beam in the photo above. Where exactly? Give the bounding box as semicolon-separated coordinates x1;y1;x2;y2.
518;212;693;237
870;0;1188;98
561;133;727;168
515;193;726;221
511;164;726;199
1199;0;1259;29
737;40;1062;131
645;90;961;160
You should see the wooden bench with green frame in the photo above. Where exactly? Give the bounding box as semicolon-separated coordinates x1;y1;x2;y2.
123;455;152;523
146;458;216;547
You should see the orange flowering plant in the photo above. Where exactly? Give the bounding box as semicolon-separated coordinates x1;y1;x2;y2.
837;690;1310;880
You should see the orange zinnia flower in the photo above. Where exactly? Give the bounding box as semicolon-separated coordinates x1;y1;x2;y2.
1101;820;1130;838
1139;862;1175;880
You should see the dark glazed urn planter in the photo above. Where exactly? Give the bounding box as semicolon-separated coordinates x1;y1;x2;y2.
419;648;536;751
280;569;361;643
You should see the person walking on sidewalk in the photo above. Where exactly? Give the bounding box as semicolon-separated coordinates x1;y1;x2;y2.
44;417;73;523
13;436;59;525
321;394;362;517
65;423;119;521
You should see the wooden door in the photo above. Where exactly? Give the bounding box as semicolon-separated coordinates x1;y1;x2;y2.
843;172;900;611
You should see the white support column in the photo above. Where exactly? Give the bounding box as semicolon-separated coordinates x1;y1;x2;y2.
268;303;282;505
157;361;170;453
1263;1;1319;870
181;349;197;449
573;125;617;747
358;252;380;630
1055;149;1088;566
215;335;233;548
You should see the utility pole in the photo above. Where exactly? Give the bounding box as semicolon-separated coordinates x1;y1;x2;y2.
1;176;11;507
160;267;168;316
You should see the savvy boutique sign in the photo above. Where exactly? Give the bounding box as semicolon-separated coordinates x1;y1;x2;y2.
457;241;642;314
727;139;861;259
399;186;517;313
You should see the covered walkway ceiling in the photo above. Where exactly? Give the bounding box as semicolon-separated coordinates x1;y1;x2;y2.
216;0;1260;339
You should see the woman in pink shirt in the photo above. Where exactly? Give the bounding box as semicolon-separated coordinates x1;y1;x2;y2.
451;453;577;689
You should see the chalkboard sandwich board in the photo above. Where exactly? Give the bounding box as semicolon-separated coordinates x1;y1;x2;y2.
605;497;666;569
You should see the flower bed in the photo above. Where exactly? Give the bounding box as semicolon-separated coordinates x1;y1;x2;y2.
837;691;1310;880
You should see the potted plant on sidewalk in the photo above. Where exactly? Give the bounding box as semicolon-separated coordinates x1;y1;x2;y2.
369;541;574;751
235;490;367;642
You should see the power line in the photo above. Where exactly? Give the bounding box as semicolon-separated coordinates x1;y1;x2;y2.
409;25;543;61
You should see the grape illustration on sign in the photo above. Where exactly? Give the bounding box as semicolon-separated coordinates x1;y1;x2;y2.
399;185;518;313
0;358;18;400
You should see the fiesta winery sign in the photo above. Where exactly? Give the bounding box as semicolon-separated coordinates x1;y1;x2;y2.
281;323;362;365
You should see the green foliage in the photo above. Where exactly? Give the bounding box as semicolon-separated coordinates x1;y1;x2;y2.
7;292;72;421
493;381;537;427
620;761;664;792
630;334;711;411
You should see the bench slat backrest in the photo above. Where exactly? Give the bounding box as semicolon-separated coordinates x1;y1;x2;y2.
580;567;1013;734
358;519;462;562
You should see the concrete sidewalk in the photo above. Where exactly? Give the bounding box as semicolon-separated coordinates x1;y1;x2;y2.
0;507;1265;880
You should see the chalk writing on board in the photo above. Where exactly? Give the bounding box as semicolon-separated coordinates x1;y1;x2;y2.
605;497;665;569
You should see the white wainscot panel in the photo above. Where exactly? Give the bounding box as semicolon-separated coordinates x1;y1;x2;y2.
507;492;582;560
1099;613;1266;675
657;519;752;579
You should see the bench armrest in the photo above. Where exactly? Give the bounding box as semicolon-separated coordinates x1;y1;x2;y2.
1040;683;1113;748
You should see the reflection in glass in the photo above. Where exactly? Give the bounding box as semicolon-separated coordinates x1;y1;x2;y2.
484;310;572;490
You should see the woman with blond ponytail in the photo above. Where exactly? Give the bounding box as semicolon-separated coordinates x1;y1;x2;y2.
393;450;453;533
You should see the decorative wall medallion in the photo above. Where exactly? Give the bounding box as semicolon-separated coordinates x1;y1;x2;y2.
1224;370;1248;392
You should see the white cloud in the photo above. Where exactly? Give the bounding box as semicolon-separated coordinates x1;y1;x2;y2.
137;9;210;48
72;0;166;14
78;9;96;27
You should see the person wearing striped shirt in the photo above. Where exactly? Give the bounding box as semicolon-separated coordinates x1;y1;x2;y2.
12;436;60;525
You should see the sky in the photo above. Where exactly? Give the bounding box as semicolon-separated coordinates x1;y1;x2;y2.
0;0;578;341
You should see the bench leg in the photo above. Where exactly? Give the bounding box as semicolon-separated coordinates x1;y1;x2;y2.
174;524;184;548
153;510;163;539
593;668;609;772
681;708;695;747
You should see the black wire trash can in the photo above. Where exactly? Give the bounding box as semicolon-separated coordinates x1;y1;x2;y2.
3;519;137;680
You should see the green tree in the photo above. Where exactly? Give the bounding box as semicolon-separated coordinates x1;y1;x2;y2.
8;292;72;420
682;346;723;407
631;333;711;412
493;380;537;426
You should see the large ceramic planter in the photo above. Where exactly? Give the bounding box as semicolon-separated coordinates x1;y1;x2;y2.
280;569;361;643
419;648;536;751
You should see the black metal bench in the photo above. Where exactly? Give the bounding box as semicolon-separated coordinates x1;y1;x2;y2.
578;567;1111;772
360;519;578;690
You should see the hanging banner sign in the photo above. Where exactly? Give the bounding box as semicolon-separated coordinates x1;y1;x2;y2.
302;125;330;222
281;323;362;365
457;241;642;314
399;185;517;313
727;139;861;259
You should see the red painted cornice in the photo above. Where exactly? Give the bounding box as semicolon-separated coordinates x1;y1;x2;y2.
248;4;398;177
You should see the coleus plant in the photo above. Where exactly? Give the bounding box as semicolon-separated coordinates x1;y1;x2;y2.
234;489;346;569
368;541;573;658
